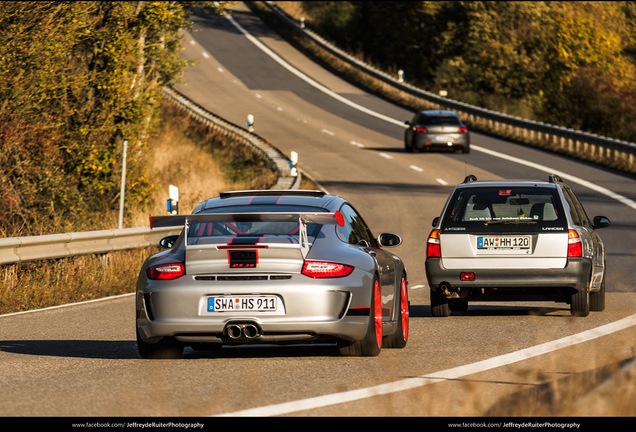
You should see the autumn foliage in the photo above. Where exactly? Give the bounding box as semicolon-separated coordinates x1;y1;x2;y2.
299;1;636;141
0;1;226;236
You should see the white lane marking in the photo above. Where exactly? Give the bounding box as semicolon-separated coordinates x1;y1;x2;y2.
379;153;393;159
0;293;134;318
202;52;210;58
409;165;423;172
217;312;636;417
350;141;365;148
472;145;636;211
254;93;262;99
217;67;224;73
227;13;636;213
322;129;335;136
436;178;448;186
226;15;405;128
410;284;426;290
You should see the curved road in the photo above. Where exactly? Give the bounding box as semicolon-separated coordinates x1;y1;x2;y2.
1;3;635;418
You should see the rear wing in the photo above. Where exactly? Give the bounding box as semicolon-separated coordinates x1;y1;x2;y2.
150;212;337;228
150;212;338;260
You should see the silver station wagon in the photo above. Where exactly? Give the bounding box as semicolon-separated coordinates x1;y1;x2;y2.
425;175;610;317
136;190;409;359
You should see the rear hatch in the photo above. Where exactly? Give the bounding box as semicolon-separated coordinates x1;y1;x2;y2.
439;185;569;269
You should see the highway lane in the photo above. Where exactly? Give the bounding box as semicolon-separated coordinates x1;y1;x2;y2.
1;3;635;418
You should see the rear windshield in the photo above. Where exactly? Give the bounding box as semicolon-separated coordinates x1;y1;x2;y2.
187;205;325;244
422;115;460;126
440;186;568;234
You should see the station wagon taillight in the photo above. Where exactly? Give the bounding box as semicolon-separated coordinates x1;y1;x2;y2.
415;127;428;133
459;127;468;133
427;229;441;258
567;230;582;257
147;263;185;280
302;261;354;278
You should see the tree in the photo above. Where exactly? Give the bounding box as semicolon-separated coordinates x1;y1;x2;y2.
0;1;232;236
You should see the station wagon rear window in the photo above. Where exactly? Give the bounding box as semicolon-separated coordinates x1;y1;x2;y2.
441;187;567;234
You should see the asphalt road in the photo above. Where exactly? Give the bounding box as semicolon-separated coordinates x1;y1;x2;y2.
2;3;636;418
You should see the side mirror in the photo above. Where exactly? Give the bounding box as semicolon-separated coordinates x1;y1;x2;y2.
432;217;440;228
378;233;402;247
159;235;179;249
404;120;410;126
593;216;611;229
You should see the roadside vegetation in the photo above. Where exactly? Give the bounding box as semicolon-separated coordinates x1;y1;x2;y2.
0;1;236;237
0;99;279;314
267;1;636;144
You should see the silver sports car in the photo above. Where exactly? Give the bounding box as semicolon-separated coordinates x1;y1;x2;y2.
136;190;409;359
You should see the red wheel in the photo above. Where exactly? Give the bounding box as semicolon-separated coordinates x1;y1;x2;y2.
384;275;409;348
372;279;383;349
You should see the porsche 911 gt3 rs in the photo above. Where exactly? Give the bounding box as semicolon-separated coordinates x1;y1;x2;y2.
136;190;409;358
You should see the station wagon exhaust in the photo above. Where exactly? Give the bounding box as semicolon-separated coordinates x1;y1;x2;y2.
440;283;461;299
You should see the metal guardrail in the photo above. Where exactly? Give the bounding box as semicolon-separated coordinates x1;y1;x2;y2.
0;87;300;265
262;1;636;173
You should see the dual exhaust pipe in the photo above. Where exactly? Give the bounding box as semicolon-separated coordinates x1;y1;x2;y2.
225;323;261;340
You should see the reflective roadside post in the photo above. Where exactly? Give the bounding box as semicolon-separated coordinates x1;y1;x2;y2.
247;114;254;132
167;185;179;215
398;70;404;83
290;151;298;177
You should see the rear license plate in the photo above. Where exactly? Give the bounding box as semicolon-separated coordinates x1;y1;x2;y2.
208;295;277;312
477;236;530;250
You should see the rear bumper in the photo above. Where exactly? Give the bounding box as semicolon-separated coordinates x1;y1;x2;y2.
136;271;373;344
425;257;591;301
413;133;470;150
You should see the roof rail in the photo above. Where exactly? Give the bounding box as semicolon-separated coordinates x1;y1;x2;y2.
463;175;478;183
219;190;326;199
548;175;562;183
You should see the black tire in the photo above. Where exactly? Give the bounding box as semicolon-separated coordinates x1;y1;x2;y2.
430;287;451;317
383;275;409;349
462;145;471;154
339;278;383;356
405;138;414;153
137;329;184;359
590;272;606;312
571;288;590;317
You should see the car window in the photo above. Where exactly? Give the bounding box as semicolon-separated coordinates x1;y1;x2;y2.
422;115;460;126
562;187;591;228
441;186;567;234
336;204;374;246
188;205;325;244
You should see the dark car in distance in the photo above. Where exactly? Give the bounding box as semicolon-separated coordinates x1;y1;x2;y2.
404;110;470;153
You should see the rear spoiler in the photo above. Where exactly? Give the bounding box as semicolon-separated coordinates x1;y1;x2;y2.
150;212;338;229
150;212;338;259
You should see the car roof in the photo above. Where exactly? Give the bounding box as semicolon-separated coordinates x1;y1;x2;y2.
194;190;342;213
455;175;564;189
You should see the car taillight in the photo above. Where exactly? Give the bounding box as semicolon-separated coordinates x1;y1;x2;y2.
415;127;428;133
147;263;185;280
567;229;582;257
427;229;441;258
301;261;354;278
458;127;468;133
